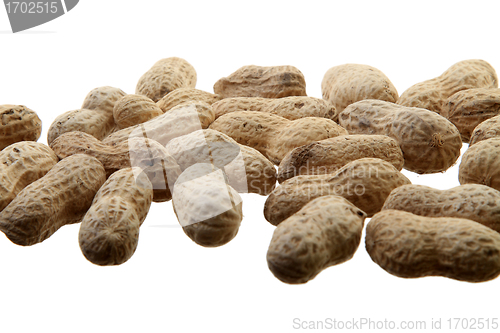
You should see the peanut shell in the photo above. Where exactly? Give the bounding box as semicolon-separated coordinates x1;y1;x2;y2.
113;94;163;129
469;114;500;146
0;104;42;150
458;138;500;191
157;88;222;113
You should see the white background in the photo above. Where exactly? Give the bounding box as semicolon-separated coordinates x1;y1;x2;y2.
1;1;500;332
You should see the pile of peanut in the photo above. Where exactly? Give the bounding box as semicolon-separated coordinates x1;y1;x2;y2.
2;57;500;283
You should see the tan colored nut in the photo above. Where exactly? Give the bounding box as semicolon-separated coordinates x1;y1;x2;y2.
113;94;163;129
209;111;348;165
213;65;307;98
0;154;106;246
166;129;276;195
397;59;498;114
278;134;404;183
267;195;366;284
0;142;58;212
365;209;500;282
0;105;42;150
459;138;500;191
469;115;500;146
81;86;127;114
339;100;462;174
212;96;338;122
79;167;153;266
441;88;500;142
136;57;197;102
157;88;223;113
103;102;215;147
321;64;398;113
382;184;500;233
172;163;243;247
47;108;115;145
264;158;411;225
50;131;181;202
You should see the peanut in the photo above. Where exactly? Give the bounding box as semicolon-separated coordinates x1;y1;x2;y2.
103;102;215;147
441;88;500;142
212;96;338;122
397;59;498;114
0;154;106;246
365;209;500;282
0;142;58;212
469;114;500;146
113;94;163;129
79;167;153;266
277;134;404;183
166;129;276;195
157;88;223;113
267;195;366;284
339;99;462;174
382;184;500;233
136;57;197;102
213;65;306;98
81;86;127;114
458;138;500;191
0;104;42;150
209;111;348;165
172;163;243;247
321;64;398;113
264;158;411;225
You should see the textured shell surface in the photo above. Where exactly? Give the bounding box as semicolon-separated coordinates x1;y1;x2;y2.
397;59;498;115
339;99;462;174
0;104;42;150
0;141;58;211
81;86;127;114
264;158;411;225
365;210;500;282
459;138;500;192
469;114;500;146
136;57;197;102
213;65;307;98
321;64;398;113
103;102;215;147
267;195;366;284
172;163;243;247
209;111;347;165
0;154;106;246
113;94;163;129
277;134;404;183
79;167;153;266
157;88;222;113
382;183;500;233
442;88;500;142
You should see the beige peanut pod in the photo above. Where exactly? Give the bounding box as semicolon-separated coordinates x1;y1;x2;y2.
0;154;106;246
172;163;243;247
0;105;42;150
212;96;338;122
0;142;58;212
397;59;498;114
50;131;181;202
81;86;127;114
103;102;215;147
157;88;223;113
113;94;163;129
209;111;348;165
469;114;500;146
365;210;500;282
264;158;411;225
321;64;398;113
441;88;500;142
136;57;197;102
278;134;404;183
382;184;500;233
79;167;153;266
267;195;366;284
339;100;462;174
459;138;500;191
166;129;276;195
213;65;307;98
